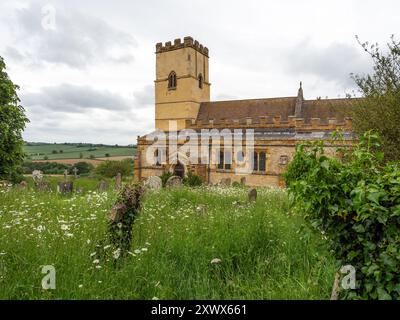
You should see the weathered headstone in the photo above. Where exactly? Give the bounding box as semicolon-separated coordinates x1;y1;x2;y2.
166;176;182;188
63;169;68;181
32;170;43;185
18;181;28;189
37;181;51;192
115;173;122;189
195;204;207;216
240;177;246;185
97;180;108;192
220;178;231;187
108;203;127;222
144;176;162;190
57;181;73;194
248;188;257;202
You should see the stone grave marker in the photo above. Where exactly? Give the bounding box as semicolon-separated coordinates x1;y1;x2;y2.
248;188;257;202
144;176;162;190
166;176;182;188
57;181;73;194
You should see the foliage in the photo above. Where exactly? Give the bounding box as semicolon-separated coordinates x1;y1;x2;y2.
160;171;173;187
94;159;133;178
106;182;144;258
284;131;400;299
350;35;400;161
183;171;202;187
22;161;70;175
0;56;29;180
0;185;335;299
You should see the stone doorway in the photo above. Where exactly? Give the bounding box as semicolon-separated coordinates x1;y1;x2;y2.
173;162;185;178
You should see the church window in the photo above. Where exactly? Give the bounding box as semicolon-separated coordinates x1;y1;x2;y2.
259;152;266;172
198;73;203;89
224;150;232;170
154;149;161;166
218;151;224;169
168;71;177;90
253;152;258;171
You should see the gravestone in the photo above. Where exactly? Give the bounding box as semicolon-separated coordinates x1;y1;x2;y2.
37;181;51;192
97;180;108;192
18;181;28;189
248;188;257;202
76;187;83;194
220;178;231;187
73;167;79;179
108;203;127;222
57;181;73;194
63;169;68;181
240;177;246;185
115;173;122;189
144;176;162;190
166;176;182;188
32;170;43;185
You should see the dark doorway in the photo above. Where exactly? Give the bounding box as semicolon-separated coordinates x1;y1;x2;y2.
174;162;185;178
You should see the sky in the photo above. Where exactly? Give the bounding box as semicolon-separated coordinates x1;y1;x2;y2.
0;0;398;145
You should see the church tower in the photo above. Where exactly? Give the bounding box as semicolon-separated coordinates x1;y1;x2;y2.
154;37;210;131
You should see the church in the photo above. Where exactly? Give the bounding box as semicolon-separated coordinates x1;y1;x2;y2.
134;36;355;187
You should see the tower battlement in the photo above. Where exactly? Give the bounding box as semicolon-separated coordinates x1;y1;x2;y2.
156;36;209;57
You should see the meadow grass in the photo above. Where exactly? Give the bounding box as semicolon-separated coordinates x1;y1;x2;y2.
0;184;336;299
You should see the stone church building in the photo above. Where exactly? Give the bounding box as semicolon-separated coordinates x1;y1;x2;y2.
134;36;355;186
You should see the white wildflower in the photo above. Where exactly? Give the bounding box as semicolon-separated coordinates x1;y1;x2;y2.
92;259;100;264
210;258;222;264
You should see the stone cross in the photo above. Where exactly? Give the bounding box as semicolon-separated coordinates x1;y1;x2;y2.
73;167;78;179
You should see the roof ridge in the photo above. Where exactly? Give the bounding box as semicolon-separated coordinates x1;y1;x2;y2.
203;96;297;104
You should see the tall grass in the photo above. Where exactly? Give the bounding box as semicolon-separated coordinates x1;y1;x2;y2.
0;184;336;299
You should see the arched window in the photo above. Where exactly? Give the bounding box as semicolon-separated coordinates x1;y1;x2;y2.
168;71;177;90
154;149;161;166
198;73;203;89
259;152;266;172
218;150;224;170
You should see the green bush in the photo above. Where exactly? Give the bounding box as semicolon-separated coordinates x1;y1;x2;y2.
22;161;70;174
94;159;133;178
160;171;173;187
183;171;202;187
284;131;400;300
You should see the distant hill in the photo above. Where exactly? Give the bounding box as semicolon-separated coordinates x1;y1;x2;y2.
24;142;136;161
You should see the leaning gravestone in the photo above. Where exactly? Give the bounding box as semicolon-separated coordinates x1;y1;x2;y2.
97;180;108;192
144;176;162;190
240;177;246;185
248;188;257;202
57;181;73;194
166;176;182;188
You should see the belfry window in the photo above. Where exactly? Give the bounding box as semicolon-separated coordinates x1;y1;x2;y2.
198;73;203;89
168;71;177;90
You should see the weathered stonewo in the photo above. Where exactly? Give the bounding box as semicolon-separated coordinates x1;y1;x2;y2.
97;180;108;192
248;188;257;202
220;178;231;187
57;181;73;194
144;176;162;190
115;173;122;189
166;175;182;188
37;181;51;192
108;203;127;222
18;181;28;189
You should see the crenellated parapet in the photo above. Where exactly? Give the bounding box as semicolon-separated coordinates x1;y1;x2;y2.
156;36;209;57
185;116;353;131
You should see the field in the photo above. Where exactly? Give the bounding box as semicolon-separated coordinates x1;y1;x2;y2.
0;181;336;299
24;143;136;161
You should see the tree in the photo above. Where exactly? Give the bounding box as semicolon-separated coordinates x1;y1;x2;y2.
351;35;400;161
0;56;29;180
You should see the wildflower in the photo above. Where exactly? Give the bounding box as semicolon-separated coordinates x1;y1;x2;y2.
103;245;111;250
210;258;222;264
134;249;141;254
93;259;100;264
78;284;83;288
95;265;102;269
90;252;97;257
86;239;91;244
60;224;69;231
113;248;121;259
152;297;159;300
141;248;148;252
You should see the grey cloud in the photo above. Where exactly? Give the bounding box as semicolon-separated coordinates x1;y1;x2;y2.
21;84;131;113
12;2;137;68
284;40;371;87
133;85;154;107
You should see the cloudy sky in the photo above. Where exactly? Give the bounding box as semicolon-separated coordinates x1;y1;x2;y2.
0;0;397;145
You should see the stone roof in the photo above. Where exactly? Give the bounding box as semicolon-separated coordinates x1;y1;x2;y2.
196;96;356;125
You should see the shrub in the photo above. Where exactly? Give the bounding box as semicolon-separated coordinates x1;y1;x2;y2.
94;159;133;178
22;161;70;174
284;131;400;300
160;171;173;187
183;171;202;187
